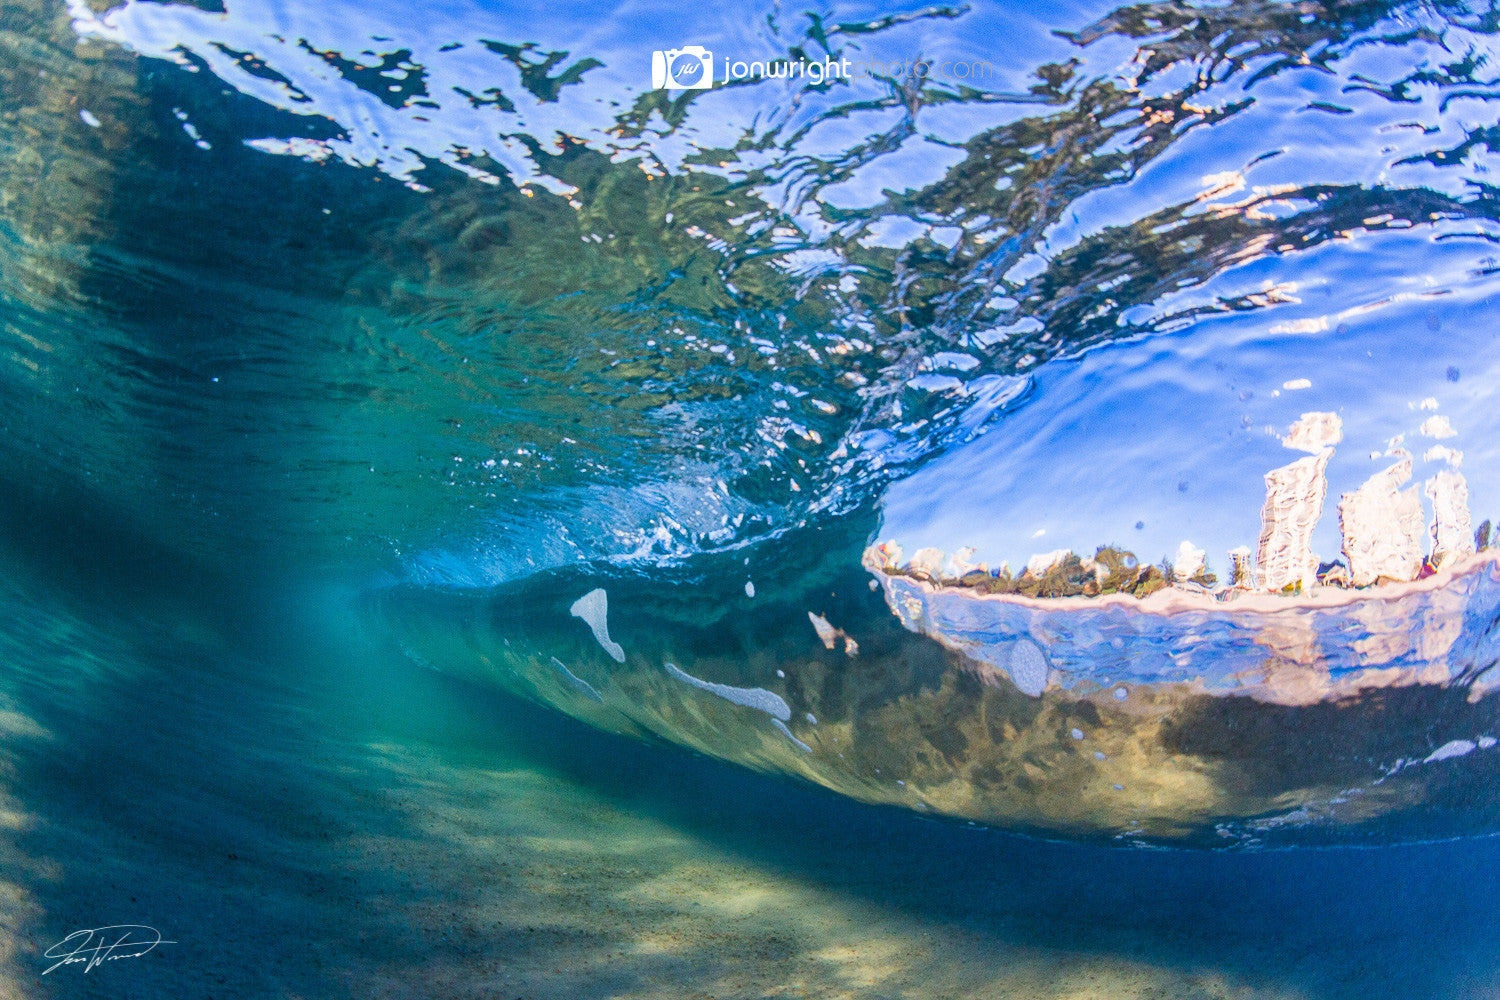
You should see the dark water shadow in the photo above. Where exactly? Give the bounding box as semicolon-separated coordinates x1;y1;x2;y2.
363;657;1500;1000
3;0;1500;993
1;473;1497;1000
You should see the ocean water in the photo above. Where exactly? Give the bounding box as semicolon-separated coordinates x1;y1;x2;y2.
5;0;1500;995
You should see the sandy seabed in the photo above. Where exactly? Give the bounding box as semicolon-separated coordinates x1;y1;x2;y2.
2;573;1499;1000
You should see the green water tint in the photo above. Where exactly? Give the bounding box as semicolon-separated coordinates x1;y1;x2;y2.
6;544;1500;1000
5;0;1500;849
368;514;1500;847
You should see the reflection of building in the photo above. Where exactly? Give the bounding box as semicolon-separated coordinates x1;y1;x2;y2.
1427;469;1475;570
860;401;1497;713
1256;447;1332;591
873;408;1484;601
1258;410;1482;592
1256;410;1340;591
1338;458;1424;586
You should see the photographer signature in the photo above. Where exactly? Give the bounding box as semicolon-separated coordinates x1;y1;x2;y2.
42;925;175;974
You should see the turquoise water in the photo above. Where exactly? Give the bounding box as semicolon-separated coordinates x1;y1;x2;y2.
6;0;1500;993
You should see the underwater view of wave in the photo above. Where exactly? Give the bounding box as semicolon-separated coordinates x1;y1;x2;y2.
6;0;1500;995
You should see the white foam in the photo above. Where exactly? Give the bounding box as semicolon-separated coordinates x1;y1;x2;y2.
1008;639;1049;697
549;656;604;703
808;612;838;650
745;581;755;598
570;589;625;663
1425;739;1477;763
771;718;813;752
665;663;791;720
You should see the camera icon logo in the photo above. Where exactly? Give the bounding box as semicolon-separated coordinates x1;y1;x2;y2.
651;46;714;90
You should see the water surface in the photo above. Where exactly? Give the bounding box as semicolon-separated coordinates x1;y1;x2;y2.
5;0;1500;993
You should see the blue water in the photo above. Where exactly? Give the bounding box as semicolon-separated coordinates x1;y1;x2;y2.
5;0;1500;993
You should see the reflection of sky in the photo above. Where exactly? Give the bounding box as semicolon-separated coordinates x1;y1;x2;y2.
66;0;1099;192
58;0;1500;579
999;33;1498;293
818;136;969;210
882;228;1500;576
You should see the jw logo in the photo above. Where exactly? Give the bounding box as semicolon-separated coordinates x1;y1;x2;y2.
651;46;713;90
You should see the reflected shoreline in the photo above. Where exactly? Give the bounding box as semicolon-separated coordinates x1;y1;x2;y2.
369;508;1500;847
865;545;1500;616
